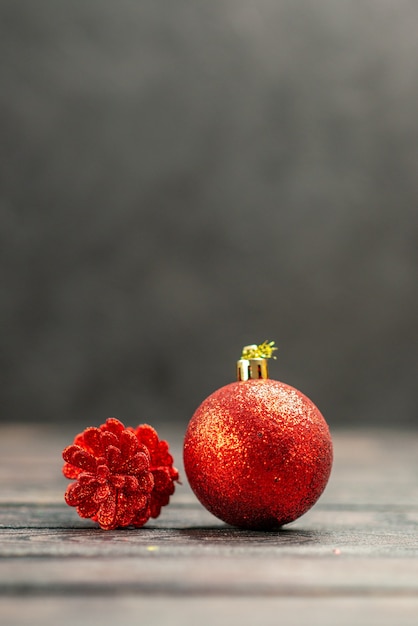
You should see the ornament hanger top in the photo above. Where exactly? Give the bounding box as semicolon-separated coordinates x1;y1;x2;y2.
236;341;277;381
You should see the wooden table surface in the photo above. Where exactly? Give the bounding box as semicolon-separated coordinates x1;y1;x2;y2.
0;423;417;626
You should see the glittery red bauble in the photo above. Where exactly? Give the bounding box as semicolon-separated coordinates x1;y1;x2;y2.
183;379;333;529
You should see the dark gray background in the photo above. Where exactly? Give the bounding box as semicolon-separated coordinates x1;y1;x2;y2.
1;0;417;429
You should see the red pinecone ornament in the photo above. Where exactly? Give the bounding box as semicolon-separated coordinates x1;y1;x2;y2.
62;418;178;530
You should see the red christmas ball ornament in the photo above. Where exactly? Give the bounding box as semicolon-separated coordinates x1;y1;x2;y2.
183;342;333;529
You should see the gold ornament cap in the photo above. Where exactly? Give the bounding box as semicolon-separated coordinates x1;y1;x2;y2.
236;341;277;381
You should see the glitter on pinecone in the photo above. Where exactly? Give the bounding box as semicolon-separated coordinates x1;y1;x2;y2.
62;417;178;530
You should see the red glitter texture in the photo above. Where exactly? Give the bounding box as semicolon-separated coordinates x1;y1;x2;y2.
62;418;178;530
183;379;333;530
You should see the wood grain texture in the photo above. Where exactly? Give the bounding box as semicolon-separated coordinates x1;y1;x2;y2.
0;425;417;625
